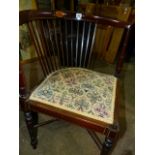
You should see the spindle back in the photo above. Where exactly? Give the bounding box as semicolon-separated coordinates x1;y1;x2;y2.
20;10;132;77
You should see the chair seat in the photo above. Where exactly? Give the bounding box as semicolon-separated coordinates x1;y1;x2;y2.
29;67;117;124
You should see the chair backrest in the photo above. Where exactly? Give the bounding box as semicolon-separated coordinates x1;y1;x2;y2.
19;10;132;77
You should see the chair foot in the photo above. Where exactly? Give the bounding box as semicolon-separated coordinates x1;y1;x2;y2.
100;137;113;155
100;122;119;155
24;111;38;149
31;140;38;149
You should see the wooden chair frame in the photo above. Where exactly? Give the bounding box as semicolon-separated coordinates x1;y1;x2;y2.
19;10;133;155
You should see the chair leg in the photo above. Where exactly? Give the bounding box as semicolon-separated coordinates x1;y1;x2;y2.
100;123;119;155
100;137;113;155
24;111;38;149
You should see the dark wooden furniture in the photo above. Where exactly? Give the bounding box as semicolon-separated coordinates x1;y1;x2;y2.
19;10;132;155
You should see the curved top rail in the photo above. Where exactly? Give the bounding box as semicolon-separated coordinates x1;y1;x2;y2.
19;10;132;29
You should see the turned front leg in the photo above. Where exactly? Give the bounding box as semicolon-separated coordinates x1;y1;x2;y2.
100;123;119;155
100;137;113;155
24;111;38;149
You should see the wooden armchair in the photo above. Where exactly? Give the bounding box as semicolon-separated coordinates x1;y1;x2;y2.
19;10;132;155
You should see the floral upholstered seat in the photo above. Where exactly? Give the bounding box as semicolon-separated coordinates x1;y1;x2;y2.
29;68;117;124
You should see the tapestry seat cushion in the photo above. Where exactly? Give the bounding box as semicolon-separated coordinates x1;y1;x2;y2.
29;67;117;124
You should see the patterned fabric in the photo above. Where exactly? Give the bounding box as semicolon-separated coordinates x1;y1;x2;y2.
29;67;117;124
